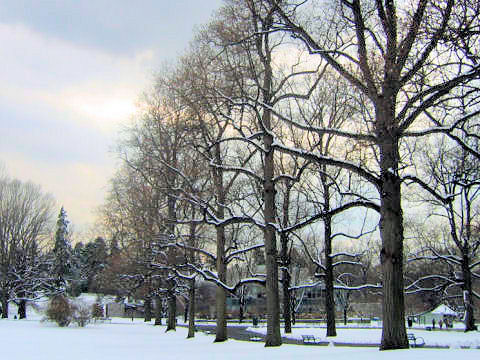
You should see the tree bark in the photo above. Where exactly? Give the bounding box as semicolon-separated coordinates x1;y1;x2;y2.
1;291;8;318
213;145;228;342
378;122;408;349
166;281;176;331
260;11;281;346
144;291;152;322
263;126;281;346
239;296;244;324
280;232;292;334
187;279;196;338
280;183;293;334
166;189;177;331
18;299;26;319
154;295;162;325
324;213;337;337
462;253;475;332
214;228;228;342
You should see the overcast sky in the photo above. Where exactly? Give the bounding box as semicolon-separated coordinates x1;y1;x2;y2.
0;0;223;233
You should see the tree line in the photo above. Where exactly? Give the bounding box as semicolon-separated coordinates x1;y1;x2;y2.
0;167;114;319
95;0;480;350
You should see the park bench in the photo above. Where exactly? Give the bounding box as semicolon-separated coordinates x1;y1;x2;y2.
407;333;425;348
94;317;112;324
250;336;263;342
301;334;319;344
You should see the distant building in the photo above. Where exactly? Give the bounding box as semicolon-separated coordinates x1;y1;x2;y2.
105;301;145;318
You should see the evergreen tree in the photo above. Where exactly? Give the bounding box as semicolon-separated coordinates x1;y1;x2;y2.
52;207;73;292
84;237;108;292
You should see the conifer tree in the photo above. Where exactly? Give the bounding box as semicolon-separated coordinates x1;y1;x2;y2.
52;207;73;292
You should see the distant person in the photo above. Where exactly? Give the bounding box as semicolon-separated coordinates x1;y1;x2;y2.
439;319;443;329
407;317;413;328
432;318;435;329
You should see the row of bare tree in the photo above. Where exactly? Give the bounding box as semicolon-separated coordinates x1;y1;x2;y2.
99;0;480;350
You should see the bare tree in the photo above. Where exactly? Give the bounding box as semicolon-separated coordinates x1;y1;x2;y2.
258;0;480;349
0;177;55;318
408;134;480;331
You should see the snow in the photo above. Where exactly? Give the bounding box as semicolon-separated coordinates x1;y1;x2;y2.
248;325;480;349
0;318;478;360
431;304;458;316
1;298;478;359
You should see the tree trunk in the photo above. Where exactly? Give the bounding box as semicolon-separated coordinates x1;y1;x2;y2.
18;299;26;319
263;132;281;346
214;226;227;342
187;279;196;338
154;295;162;325
166;283;176;331
378;127;408;350
1;292;8;318
166;190;177;332
213;147;228;343
324;213;337;337
239;297;244;324
280;231;292;334
282;265;292;334
280;186;292;334
291;300;296;325
261;21;281;346
184;300;188;323
144;292;152;322
462;253;475;332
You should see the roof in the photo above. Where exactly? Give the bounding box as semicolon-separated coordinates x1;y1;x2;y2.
430;304;457;315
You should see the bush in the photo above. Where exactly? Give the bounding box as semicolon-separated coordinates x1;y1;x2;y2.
91;302;104;319
73;301;91;327
45;295;74;327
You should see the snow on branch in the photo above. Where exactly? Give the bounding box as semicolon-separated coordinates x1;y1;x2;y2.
225;243;264;263
183;263;265;294
272;141;381;188
404;275;460;294
470;260;480;270
408;247;462;266
332;260;365;268
209;160;264;183
333;283;382;291
285;200;379;233
330;251;365;258
402;174;455;204
173;242;217;262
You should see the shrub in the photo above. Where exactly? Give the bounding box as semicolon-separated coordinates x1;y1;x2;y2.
45;295;74;327
91;302;104;319
73;301;91;327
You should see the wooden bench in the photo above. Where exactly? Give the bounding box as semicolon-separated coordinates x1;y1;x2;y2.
95;317;112;324
301;334;319;344
407;333;425;348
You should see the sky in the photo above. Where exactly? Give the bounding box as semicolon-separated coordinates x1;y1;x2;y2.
0;0;223;234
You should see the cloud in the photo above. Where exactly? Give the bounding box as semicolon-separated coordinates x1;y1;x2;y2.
0;1;223;232
0;22;153;133
0;0;222;56
1;151;115;229
0;22;149;227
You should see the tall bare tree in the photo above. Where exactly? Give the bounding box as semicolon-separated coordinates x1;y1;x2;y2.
260;0;480;349
0;177;54;318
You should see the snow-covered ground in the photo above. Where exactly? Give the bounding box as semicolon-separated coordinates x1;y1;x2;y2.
2;297;478;360
0;318;478;360
248;325;480;349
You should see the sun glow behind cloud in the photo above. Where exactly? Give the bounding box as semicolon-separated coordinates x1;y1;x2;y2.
0;22;153;228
